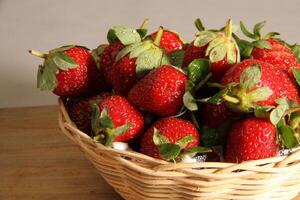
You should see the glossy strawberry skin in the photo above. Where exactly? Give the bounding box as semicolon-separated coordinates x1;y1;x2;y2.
151;30;184;53
54;47;105;97
182;42;235;81
128;65;187;117
98;95;144;142
182;42;206;67
201;103;232;128
140;118;200;159
110;56;137;95
225;117;278;163
99;42;125;86
66;92;111;135
252;38;300;76
221;59;300;106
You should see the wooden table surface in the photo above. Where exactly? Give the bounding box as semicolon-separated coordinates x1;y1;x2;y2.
0;106;122;200
0;106;299;200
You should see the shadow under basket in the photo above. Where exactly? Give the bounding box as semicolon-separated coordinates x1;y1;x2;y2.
58;98;300;200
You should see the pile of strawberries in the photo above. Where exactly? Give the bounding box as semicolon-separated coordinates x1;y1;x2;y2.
29;19;300;163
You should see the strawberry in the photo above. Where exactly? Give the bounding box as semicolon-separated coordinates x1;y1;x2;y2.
92;42;124;86
140;118;210;161
201;103;232;128
151;30;185;53
92;20;149;86
91;95;144;146
66;92;111;135
199;103;233;147
29;45;106;97
128;65;187;117
225;117;278;163
239;21;300;76
110;27;171;95
182;19;240;81
218;59;300;113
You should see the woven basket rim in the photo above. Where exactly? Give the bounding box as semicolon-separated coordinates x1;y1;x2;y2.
58;98;300;171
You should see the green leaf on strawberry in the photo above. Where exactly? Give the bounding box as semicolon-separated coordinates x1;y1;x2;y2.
152;127;209;161
37;63;58;91
168;50;185;67
153;128;169;145
236;39;254;58
187;59;211;84
183;91;198;111
292;67;300;86
291;44;300;62
107;25;142;45
240;64;261;90
91;104;132;147
175;135;194;148
52;52;78;70
159;143;181;161
116;27;171;78
278;125;299;149
270;99;289;125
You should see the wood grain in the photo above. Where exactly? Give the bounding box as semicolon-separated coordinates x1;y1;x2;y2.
0;105;299;200
0;106;122;200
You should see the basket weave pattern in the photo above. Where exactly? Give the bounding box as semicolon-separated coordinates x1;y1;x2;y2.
58;99;300;200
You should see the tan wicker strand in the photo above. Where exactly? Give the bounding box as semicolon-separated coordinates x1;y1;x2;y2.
57;98;300;200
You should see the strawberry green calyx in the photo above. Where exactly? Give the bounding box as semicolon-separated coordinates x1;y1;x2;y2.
153;128;211;162
194;18;205;32
201;65;273;113
29;45;83;91
91;44;108;69
193;19;240;65
107;19;149;45
116;26;171;77
239;21;281;55
183;59;212;111
91;104;131;147
290;44;300;62
268;98;300;149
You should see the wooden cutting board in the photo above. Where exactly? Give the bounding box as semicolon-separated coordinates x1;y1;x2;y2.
0;106;299;200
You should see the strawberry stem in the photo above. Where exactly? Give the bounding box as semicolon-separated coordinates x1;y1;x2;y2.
104;129;115;147
154;26;164;46
224;19;233;38
28;50;47;59
194;18;205;31
223;94;240;104
140;18;149;29
195;72;212;91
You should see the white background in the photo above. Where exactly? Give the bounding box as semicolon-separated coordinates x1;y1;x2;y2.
1;0;300;108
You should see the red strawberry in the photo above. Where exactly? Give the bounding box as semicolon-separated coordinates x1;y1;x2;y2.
140;118;208;161
92;42;124;86
239;21;300;76
128;65;187;117
225;117;278;163
252;38;300;76
111;27;171;95
199;103;234;147
182;42;206;67
91;95;144;146
29;45;106;97
220;59;300;112
92;20;149;86
111;56;137;95
182;19;240;81
201;103;232;128
151;30;185;53
66;92;111;135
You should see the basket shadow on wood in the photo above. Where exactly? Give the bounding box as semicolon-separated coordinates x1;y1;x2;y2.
58;98;300;200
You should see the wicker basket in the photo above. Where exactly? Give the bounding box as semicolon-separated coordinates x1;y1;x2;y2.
58;98;300;200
